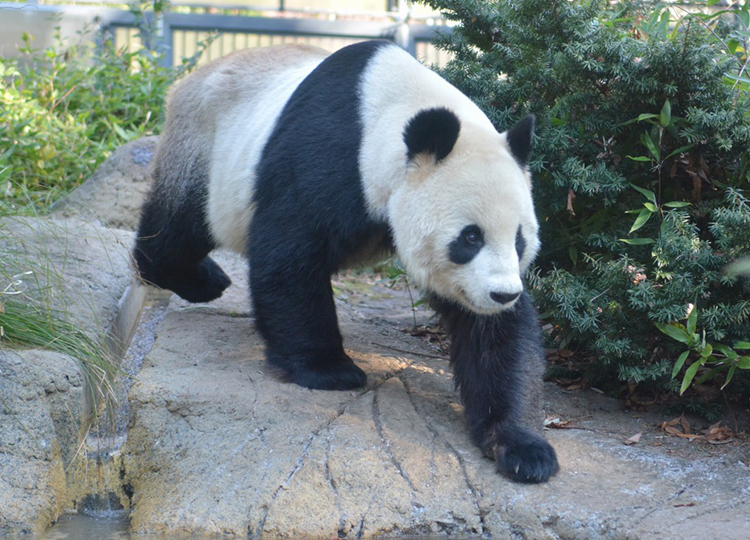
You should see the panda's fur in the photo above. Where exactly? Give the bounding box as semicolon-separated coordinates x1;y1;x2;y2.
134;40;558;483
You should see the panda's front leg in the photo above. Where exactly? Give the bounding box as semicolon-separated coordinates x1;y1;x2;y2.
248;224;367;391
434;293;559;483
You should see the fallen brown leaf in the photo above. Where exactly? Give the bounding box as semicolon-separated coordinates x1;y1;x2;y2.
679;415;691;434
705;423;734;444
624;432;642;445
707;438;735;445
567;188;576;216
663;425;703;440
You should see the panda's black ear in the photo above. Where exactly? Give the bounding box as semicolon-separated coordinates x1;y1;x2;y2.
506;114;535;167
403;108;461;163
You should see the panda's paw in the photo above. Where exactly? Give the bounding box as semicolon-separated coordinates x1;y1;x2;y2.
497;432;559;484
273;356;367;391
171;257;231;303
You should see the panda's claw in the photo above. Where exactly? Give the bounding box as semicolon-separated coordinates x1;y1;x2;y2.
497;433;559;484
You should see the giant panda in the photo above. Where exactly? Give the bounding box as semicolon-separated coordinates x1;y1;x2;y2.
133;40;559;483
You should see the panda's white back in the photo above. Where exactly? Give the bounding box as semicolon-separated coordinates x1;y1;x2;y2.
172;45;329;253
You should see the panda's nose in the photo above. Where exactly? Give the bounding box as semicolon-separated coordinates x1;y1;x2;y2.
490;291;521;305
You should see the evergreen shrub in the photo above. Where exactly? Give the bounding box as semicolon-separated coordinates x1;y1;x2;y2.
420;0;750;400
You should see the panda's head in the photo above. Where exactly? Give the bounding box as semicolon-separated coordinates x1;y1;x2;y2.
389;108;539;315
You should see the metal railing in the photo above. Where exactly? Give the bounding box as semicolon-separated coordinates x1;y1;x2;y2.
106;10;453;67
0;2;452;66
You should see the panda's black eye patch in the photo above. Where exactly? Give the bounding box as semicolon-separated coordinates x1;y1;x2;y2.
515;226;526;260
449;225;484;265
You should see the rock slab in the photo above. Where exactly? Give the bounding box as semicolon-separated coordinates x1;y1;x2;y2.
123;254;750;539
52;137;157;230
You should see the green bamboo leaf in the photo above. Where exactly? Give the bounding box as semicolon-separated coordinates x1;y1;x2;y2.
619;117;643;127
680;361;701;394
700;343;713;359
739;9;749;28
733;341;750;350
636;113;659;122
687;303;697;335
721;365;737;390
660;99;671;127
641;131;660;161
672;350;690;379
643;202;657;212
724;73;750;85
630;183;657;204
665;143;696;160
568;246;579;265
627;155;652;162
713;343;737;359
619;238;656;245
738;356;750;369
655;322;690;344
663;201;691;208
630;208;653;233
657;10;670;36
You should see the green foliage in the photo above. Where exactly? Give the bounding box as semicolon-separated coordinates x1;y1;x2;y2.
0;20;173;210
655;302;750;393
422;0;750;398
681;0;750;93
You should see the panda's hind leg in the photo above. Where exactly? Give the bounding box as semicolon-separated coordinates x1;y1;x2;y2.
254;265;367;390
134;182;231;303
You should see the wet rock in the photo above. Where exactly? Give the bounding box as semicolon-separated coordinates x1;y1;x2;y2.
0;350;81;535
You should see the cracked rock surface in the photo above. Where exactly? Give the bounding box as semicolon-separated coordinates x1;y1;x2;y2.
123;252;750;539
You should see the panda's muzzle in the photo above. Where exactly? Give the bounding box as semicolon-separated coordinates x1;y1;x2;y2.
490;290;521;306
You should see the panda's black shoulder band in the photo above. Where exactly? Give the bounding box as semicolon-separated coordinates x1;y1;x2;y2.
403;107;461;163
